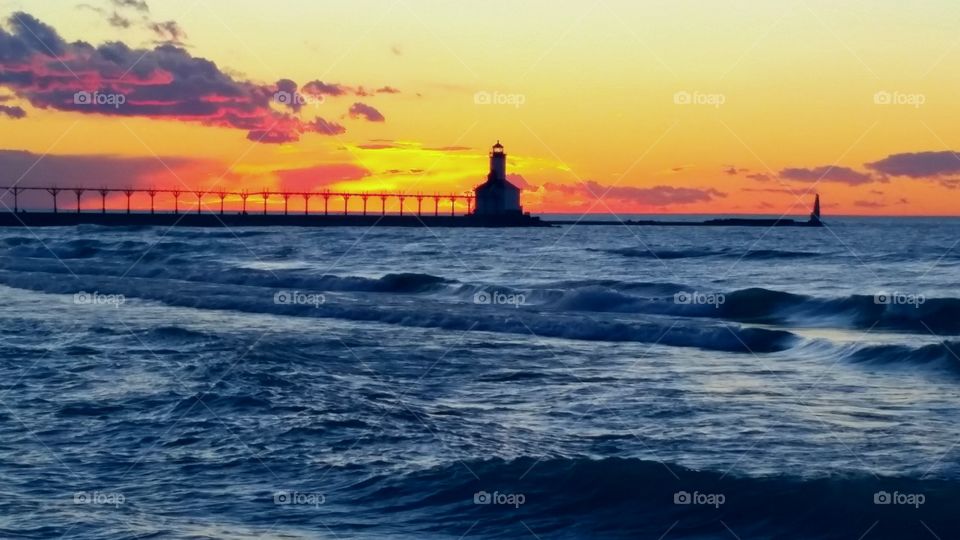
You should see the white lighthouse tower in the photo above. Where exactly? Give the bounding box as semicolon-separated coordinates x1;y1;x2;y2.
473;141;522;216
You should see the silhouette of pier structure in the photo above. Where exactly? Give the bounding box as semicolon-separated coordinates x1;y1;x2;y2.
0;186;476;217
0;141;553;227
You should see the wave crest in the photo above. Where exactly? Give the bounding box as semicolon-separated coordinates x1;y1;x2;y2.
344;456;960;539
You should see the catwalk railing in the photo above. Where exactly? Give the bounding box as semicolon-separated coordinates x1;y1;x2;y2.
0;186;476;216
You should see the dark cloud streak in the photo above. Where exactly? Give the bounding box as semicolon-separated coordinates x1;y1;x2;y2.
147;20;186;45
0;12;373;143
865;151;960;178
0;104;25;118
780;166;874;185
348;102;385;122
543;181;726;207
112;0;149;12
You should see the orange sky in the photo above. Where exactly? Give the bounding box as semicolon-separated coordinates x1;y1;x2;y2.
1;0;960;215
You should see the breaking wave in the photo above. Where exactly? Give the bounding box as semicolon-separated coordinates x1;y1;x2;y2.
343;456;960;539
544;286;960;335
0;268;794;353
848;341;960;374
593;247;822;260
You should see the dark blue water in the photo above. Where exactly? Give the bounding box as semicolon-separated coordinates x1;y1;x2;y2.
0;218;958;539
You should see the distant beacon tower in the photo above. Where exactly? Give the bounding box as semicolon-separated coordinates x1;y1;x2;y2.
473;141;522;216
809;193;822;224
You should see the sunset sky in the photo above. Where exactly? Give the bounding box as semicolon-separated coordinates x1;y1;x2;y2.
1;0;960;215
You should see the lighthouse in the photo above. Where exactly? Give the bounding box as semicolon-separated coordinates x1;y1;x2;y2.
809;193;822;224
473;141;522;216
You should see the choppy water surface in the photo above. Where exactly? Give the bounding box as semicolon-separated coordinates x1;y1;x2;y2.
0;218;958;539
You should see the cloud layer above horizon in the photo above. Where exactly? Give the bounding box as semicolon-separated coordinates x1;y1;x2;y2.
0;11;389;144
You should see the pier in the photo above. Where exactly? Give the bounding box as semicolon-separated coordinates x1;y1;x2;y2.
0;186;477;217
0;142;550;228
0;185;547;228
